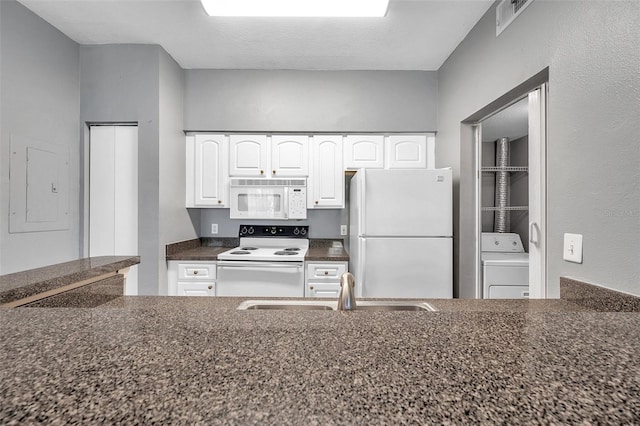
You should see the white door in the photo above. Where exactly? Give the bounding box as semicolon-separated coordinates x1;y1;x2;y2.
192;134;228;207
229;135;268;176
360;169;452;237
271;135;309;177
385;135;428;169
89;125;138;295
527;85;547;298
309;135;344;208
359;237;452;298
344;135;384;169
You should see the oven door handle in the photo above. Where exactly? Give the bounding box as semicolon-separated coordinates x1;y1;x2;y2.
217;261;303;270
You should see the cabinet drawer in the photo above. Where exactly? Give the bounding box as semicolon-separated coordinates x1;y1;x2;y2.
178;264;216;280
306;282;341;298
176;281;215;296
306;262;347;280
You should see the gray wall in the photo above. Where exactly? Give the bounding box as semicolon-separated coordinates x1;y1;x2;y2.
185;70;438;132
438;1;640;296
80;44;196;295
200;209;343;239
186;69;437;239
158;49;199;294
0;0;80;274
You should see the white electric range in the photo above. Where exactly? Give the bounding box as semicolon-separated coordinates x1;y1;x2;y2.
216;225;309;297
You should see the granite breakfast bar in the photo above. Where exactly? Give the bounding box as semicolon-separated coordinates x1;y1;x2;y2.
1;282;639;424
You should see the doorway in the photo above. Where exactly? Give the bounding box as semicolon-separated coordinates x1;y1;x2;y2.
474;84;547;299
88;125;139;295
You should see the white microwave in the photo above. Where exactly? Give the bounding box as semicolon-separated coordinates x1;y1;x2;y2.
229;178;307;220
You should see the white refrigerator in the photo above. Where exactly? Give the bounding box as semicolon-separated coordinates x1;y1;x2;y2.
349;168;453;298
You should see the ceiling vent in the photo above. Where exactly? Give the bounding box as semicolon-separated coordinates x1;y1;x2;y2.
496;0;534;36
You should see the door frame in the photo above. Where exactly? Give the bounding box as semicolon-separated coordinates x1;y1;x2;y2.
82;122;139;295
461;69;549;299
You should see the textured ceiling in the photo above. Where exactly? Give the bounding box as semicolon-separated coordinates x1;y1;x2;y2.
18;0;493;70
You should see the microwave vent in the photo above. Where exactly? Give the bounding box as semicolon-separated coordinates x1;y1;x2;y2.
230;178;306;186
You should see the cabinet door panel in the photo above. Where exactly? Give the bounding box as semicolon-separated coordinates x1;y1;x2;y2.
385;135;428;169
176;282;215;296
344;135;384;169
306;262;347;279
229;135;268;176
192;134;228;207
271;135;309;176
309;136;344;208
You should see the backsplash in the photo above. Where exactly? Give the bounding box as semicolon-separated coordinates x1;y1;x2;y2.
198;208;346;239
560;277;640;312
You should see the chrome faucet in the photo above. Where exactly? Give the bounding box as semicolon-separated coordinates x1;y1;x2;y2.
337;272;356;311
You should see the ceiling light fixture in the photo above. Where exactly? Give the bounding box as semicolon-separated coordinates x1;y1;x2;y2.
200;0;390;17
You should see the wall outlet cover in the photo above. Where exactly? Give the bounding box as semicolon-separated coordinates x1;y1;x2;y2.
563;233;583;263
211;224;218;234
340;225;348;236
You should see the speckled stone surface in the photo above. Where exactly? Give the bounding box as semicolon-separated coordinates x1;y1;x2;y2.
22;275;125;308
561;277;640;312
306;239;349;261
165;238;201;256
165;238;350;261
1;296;638;424
0;256;140;305
165;245;232;261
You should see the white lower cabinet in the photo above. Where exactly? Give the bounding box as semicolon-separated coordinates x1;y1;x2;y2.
176;282;215;296
305;261;348;298
168;261;217;296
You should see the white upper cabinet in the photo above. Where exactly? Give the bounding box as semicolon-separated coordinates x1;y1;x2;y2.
385;134;433;169
344;135;384;169
229;134;308;177
186;134;229;207
229;134;268;176
271;135;309;177
308;135;344;208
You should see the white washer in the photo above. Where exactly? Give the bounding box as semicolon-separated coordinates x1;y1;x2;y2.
482;233;529;299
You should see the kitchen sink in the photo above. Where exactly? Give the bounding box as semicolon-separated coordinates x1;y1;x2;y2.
237;300;437;312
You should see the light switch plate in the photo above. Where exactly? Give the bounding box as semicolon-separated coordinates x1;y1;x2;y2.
340;225;348;236
211;224;218;234
563;233;583;263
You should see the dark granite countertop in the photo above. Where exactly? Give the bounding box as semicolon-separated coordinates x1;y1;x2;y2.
165;245;231;261
0;256;140;305
1;295;638;424
165;238;349;262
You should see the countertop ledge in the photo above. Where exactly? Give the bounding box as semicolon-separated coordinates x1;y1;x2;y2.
165;238;349;261
2;296;638;424
0;256;140;305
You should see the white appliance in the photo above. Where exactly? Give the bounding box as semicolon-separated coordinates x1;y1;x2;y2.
349;168;453;298
229;178;307;220
217;225;309;297
481;232;529;299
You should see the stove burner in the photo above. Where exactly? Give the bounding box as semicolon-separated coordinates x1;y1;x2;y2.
230;251;251;255
283;247;300;251
274;251;298;256
240;247;258;251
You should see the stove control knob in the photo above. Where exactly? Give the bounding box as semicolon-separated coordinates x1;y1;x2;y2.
240;226;248;236
248;226;255;235
300;228;307;236
270;227;277;235
294;228;300;235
